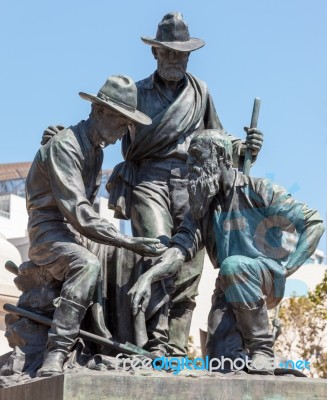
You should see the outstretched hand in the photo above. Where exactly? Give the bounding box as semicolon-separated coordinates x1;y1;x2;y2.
243;127;263;155
122;236;167;257
129;273;153;316
41;125;65;145
128;246;186;316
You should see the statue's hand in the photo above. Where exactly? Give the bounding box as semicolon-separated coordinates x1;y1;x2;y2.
129;273;152;315
122;236;167;257
41;124;65;145
129;246;186;315
243;127;263;155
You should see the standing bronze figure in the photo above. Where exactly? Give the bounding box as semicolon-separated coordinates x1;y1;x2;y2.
108;12;264;356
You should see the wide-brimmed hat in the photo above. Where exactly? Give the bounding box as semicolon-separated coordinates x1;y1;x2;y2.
79;75;152;125
141;12;205;52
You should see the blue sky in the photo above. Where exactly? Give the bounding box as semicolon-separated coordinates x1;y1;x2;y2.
1;1;326;253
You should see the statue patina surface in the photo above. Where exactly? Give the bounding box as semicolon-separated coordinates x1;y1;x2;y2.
24;12;264;360
130;129;325;374
4;12;314;386
0;75;166;381
107;12;264;357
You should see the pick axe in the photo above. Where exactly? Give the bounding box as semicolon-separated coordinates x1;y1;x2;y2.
4;303;156;360
242;97;261;176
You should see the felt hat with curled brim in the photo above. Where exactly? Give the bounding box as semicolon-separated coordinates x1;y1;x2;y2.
141;12;205;52
79;75;152;125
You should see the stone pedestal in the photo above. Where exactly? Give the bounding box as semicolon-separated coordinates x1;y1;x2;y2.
0;369;327;400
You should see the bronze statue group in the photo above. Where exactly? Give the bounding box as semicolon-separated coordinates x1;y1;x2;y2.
1;12;324;382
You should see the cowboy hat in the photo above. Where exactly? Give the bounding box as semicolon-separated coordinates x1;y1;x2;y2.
79;75;151;125
141;12;205;52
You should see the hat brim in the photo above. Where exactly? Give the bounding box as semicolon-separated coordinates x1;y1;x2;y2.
141;36;205;52
79;92;152;126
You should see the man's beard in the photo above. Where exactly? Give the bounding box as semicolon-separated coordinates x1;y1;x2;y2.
188;167;220;219
157;63;187;82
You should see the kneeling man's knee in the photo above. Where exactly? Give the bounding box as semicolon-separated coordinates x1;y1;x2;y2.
220;256;249;277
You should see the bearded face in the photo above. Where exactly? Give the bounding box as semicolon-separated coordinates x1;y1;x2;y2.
154;48;189;82
187;150;221;219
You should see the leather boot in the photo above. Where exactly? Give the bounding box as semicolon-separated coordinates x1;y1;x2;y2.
233;303;274;375
168;308;193;356
36;349;67;377
37;297;88;377
47;297;88;350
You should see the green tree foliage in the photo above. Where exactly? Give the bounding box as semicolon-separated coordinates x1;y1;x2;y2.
275;270;327;378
